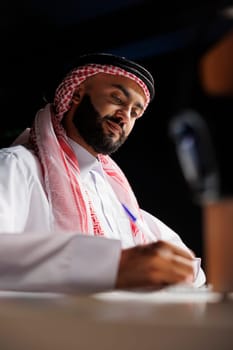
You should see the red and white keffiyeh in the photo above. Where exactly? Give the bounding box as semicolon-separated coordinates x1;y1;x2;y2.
29;64;151;244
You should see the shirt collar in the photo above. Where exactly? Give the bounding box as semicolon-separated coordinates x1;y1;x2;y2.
67;137;102;178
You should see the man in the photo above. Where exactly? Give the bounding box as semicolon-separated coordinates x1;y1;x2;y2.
0;53;205;293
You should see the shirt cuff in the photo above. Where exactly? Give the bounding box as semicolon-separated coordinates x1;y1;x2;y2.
69;235;122;293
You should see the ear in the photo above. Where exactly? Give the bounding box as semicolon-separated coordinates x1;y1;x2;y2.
72;90;81;105
72;85;85;105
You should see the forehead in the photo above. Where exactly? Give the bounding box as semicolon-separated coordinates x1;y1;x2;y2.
84;73;147;101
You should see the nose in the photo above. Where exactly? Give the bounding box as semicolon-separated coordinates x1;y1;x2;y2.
115;106;131;122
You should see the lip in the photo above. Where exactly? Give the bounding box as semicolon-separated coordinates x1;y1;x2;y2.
105;120;122;135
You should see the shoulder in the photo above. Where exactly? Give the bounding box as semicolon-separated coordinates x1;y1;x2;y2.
0;145;42;177
0;144;35;161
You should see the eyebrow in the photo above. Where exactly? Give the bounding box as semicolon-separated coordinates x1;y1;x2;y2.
111;84;144;111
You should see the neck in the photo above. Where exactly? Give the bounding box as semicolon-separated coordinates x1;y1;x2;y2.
62;108;98;158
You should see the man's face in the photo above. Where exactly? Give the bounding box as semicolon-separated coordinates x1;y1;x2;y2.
68;73;147;155
72;93;127;155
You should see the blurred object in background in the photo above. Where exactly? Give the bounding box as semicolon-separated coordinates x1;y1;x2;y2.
169;13;233;293
169;109;220;204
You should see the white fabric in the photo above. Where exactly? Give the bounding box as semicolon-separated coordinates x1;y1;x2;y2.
0;233;121;293
0;144;206;291
68;137;136;247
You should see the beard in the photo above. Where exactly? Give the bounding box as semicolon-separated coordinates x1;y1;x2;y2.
72;94;128;155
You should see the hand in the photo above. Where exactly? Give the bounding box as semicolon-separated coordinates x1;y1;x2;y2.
115;240;195;290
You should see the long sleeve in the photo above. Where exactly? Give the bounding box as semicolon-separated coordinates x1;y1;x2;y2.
0;146;121;293
0;232;121;293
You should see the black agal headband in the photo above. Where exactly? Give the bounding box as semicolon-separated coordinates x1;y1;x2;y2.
71;53;155;101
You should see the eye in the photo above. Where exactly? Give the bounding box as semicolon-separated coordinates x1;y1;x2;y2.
131;109;140;119
111;94;123;104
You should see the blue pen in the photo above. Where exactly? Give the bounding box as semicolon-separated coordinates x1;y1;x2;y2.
121;203;155;241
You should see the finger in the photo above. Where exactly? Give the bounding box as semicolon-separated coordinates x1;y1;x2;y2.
148;250;195;284
168;254;195;279
155;240;195;260
150;268;193;285
139;242;195;279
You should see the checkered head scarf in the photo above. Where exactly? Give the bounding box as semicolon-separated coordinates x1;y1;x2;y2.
30;53;155;242
53;53;154;121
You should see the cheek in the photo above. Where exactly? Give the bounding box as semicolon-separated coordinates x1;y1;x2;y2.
93;101;111;117
125;120;136;136
91;95;111;115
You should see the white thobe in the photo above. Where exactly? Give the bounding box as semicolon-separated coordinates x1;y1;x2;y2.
0;142;206;293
